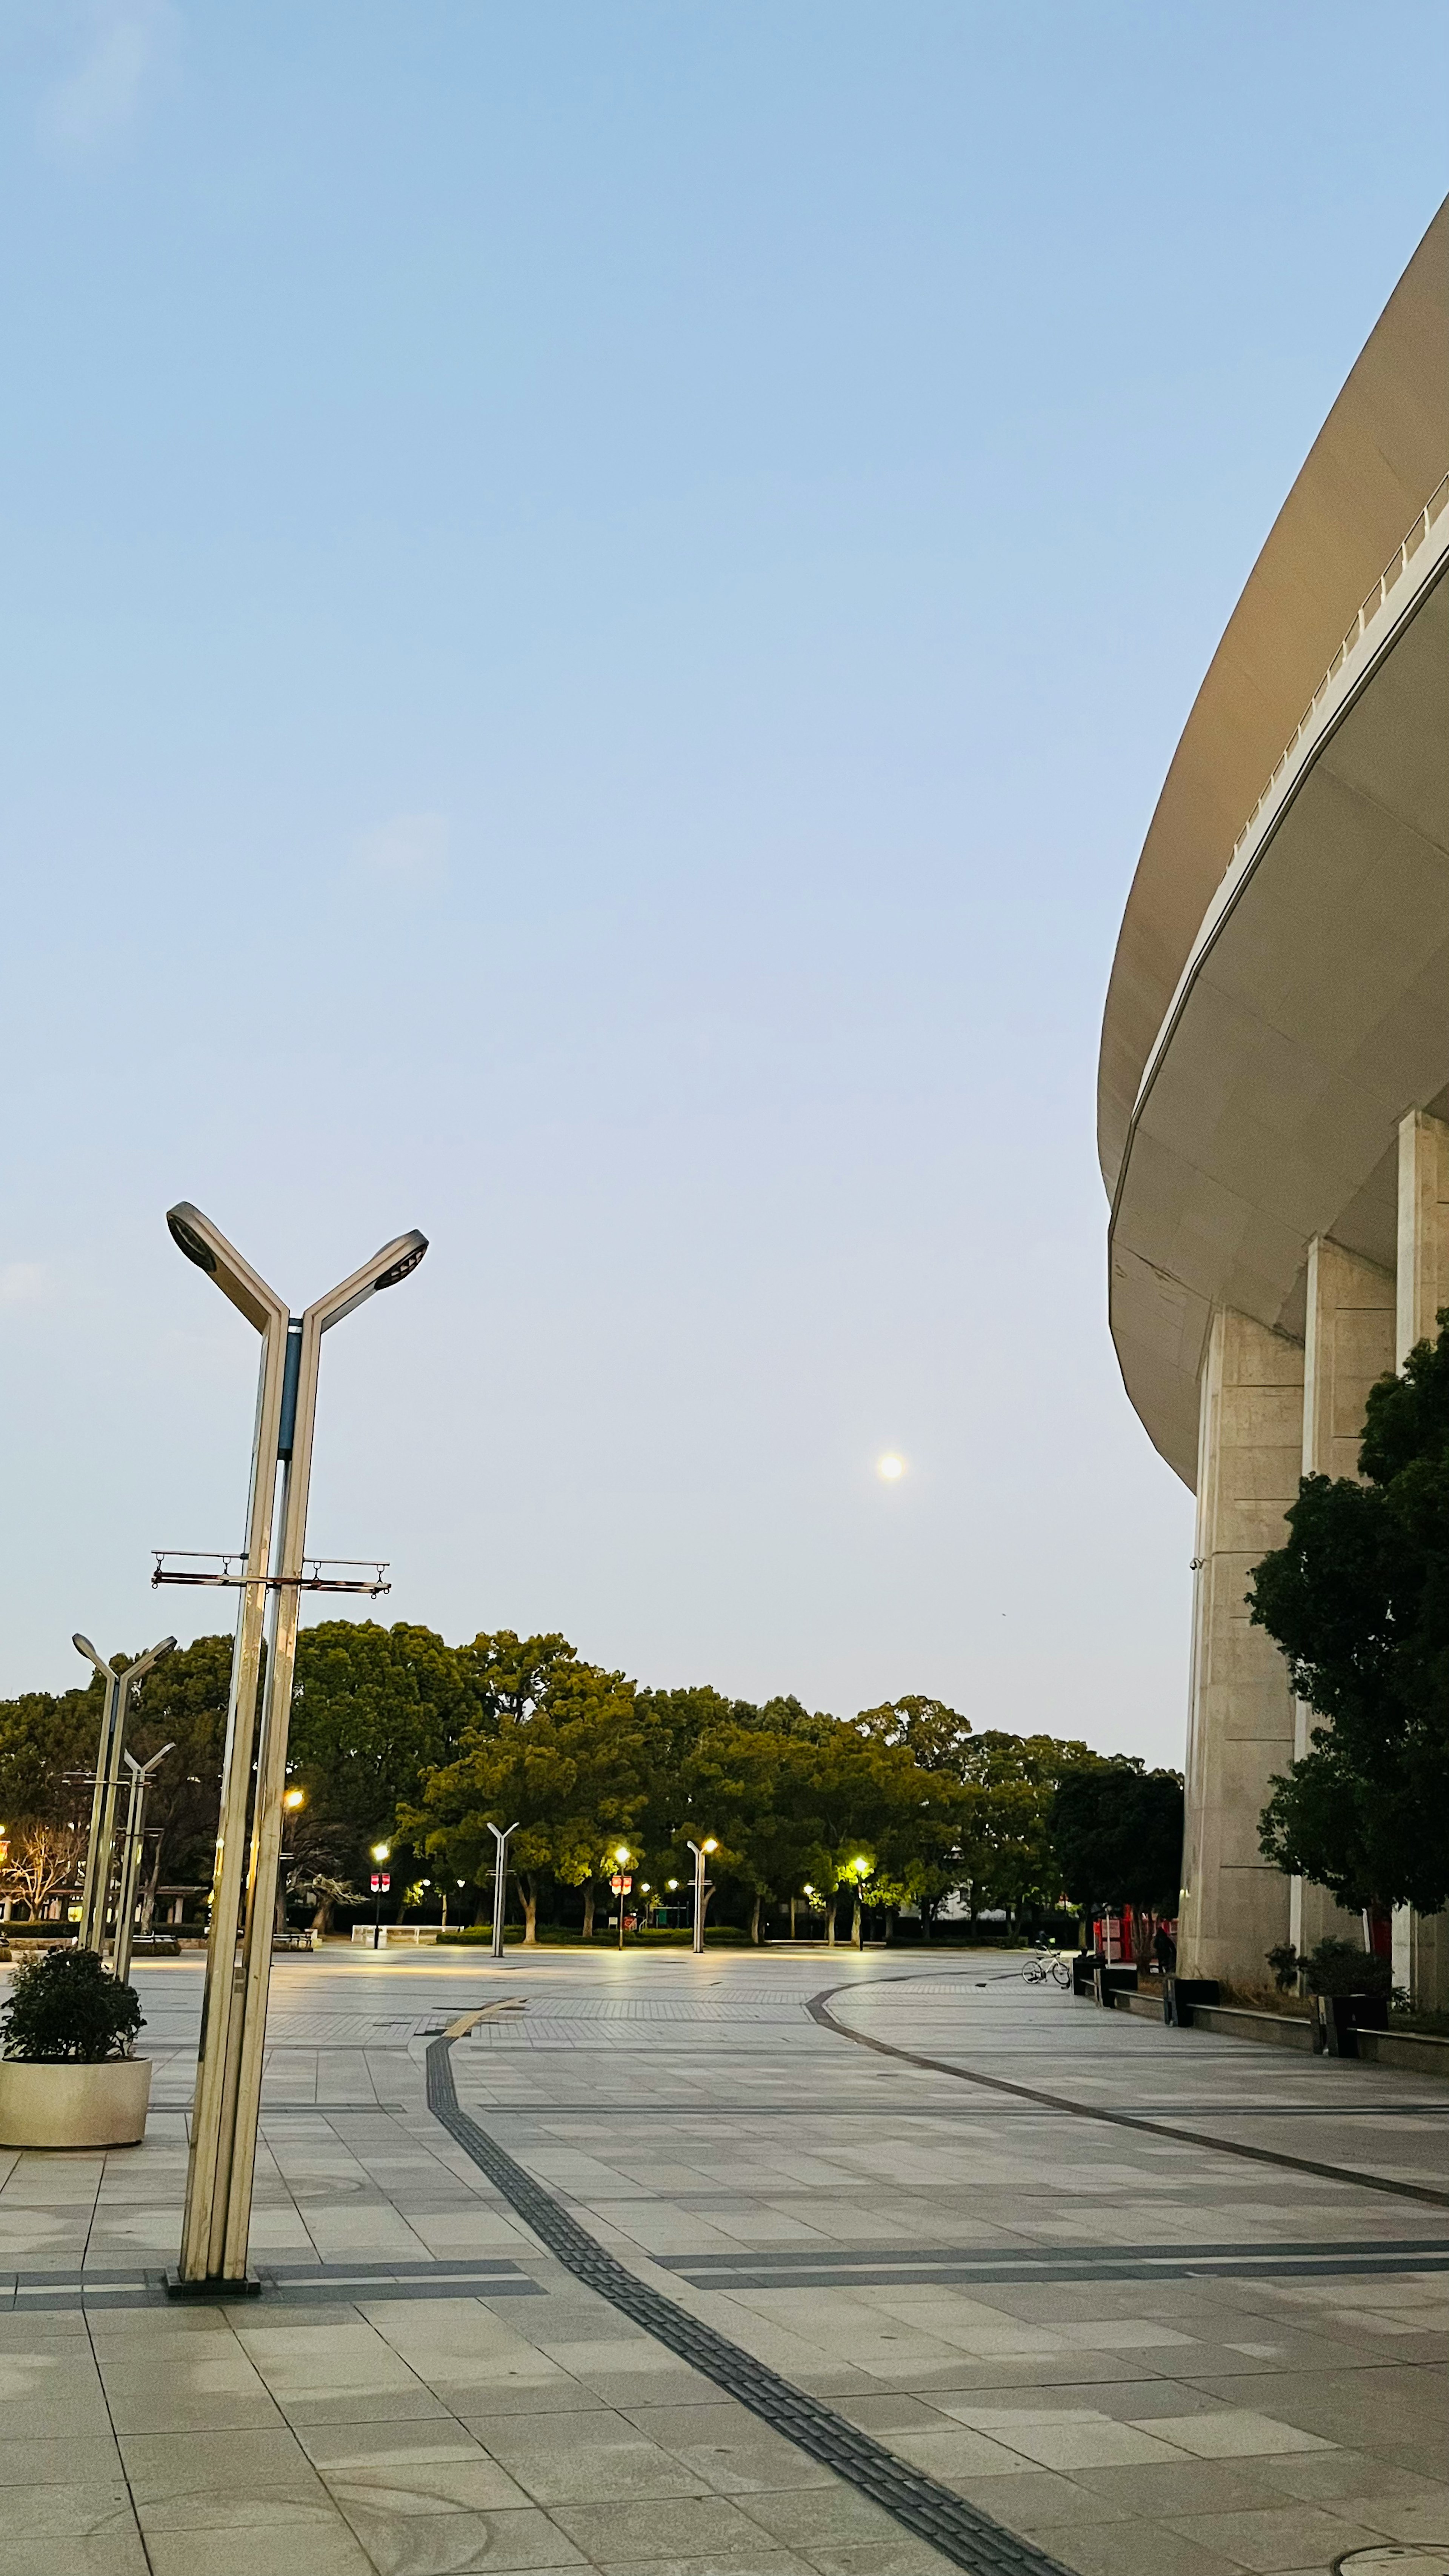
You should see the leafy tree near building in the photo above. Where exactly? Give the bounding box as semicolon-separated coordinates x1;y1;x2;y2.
1251;1316;1449;1915
1047;1760;1184;1953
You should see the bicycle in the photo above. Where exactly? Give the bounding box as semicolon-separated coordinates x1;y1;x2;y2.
1021;1948;1074;1988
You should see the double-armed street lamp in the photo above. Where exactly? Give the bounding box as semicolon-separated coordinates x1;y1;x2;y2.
163;1203;427;2291
686;1836;717;1955
486;1822;518;1960
112;1743;174;1983
72;1635;175;1958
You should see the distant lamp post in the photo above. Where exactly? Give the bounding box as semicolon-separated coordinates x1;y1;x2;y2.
852;1856;872;1950
112;1743;174;1983
370;1843;390;1950
72;1634;175;1958
686;1837;717;1956
612;1845;632;1951
163;1203;426;2291
487;1822;519;1961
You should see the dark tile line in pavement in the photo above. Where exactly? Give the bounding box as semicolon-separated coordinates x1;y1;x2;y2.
425;2026;1075;2576
807;1980;1449;2211
434;2098;1449;2118
659;2235;1449;2271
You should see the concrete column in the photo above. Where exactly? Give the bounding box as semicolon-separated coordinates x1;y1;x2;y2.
1291;1238;1394;1956
1394;1110;1449;2009
1178;1308;1304;1988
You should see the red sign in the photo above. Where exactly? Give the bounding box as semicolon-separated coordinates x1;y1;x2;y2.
609;1873;633;1894
371;1873;391;1893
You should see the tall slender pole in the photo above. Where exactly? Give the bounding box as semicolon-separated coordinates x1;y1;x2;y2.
487;1822;517;1961
180;1299;288;2285
686;1837;715;1956
74;1637;175;1957
170;1204;427;2288
112;1745;172;1987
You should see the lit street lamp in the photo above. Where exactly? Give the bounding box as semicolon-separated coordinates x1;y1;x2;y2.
487;1822;518;1960
165;1203;427;2291
370;1842;391;1949
686;1836;717;1956
112;1743;174;1984
852;1855;872;1950
72;1635;175;1958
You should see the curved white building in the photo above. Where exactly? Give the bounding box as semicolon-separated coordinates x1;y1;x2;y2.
1100;198;1449;1993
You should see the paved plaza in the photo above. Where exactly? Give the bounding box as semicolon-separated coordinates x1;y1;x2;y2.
2;1946;1449;2574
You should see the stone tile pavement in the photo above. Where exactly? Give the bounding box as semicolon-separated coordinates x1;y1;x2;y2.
0;1944;1448;2572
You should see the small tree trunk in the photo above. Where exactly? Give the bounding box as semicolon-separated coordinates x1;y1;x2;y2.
825;1894;836;1947
520;1876;538;1945
789;1896;797;1938
922;1899;933;1944
750;1892;762;1944
582;1881;596;1940
851;1893;863;1948
311;1895;334;1934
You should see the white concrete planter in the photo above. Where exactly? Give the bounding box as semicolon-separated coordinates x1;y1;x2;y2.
0;2057;151;2148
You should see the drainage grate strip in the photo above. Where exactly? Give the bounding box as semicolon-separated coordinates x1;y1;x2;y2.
425;2032;1071;2576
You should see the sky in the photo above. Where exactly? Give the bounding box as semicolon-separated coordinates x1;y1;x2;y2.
1;3;1446;1755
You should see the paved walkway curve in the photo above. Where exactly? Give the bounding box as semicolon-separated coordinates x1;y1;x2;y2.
808;1976;1449;2213
426;2022;1075;2576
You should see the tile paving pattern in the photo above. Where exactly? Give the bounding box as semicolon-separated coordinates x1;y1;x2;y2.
0;1947;1446;2570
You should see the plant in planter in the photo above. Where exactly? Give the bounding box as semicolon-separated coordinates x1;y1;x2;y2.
0;1949;151;2147
1297;1935;1397;2058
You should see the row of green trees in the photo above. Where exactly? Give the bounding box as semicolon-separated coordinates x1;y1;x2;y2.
0;1623;1184;1940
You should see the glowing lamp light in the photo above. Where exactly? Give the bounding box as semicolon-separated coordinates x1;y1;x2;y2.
372;1842;390;1862
282;1787;305;1811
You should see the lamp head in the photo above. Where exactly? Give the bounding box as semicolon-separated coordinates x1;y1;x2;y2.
613;1844;630;1864
372;1842;390;1862
282;1787;306;1811
72;1634;109;1676
854;1856;871;1878
702;1837;718;1854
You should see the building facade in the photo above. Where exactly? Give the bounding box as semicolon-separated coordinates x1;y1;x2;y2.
1100;200;1449;1995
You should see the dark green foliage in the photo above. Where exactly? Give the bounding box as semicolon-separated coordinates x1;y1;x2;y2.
1300;1936;1393;1999
1266;1941;1300;1993
0;1949;144;2063
1048;1762;1185;1914
1251;1314;1449;1913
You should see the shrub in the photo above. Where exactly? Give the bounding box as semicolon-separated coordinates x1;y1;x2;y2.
1301;1935;1394;1999
0;1947;144;2062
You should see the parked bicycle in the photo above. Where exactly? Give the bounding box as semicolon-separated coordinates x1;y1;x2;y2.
1021;1948;1074;1988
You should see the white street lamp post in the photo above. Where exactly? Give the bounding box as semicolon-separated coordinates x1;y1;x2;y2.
686;1836;717;1956
166;1203;426;2289
487;1822;518;1960
72;1635;175;1958
112;1743;174;1984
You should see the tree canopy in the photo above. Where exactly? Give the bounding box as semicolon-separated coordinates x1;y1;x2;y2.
1250;1314;1449;1913
1047;1760;1184;1917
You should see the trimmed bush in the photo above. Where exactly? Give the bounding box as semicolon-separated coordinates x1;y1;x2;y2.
0;1947;144;2062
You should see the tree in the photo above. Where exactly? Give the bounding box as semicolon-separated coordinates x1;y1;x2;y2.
1048;1761;1184;1952
0;1684;98;1827
5;1822;85;1917
401;1658;647;1941
289;1620;478;1871
128;1635;232;1925
857;1696;973;1775
1249;1316;1449;1914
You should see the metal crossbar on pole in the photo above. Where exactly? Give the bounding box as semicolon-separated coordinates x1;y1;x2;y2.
166;1203;427;2290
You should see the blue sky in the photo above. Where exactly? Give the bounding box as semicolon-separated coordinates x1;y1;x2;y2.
2;2;1446;1750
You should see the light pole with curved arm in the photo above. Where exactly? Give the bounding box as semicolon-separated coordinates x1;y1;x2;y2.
72;1635;175;1957
165;1204;427;2288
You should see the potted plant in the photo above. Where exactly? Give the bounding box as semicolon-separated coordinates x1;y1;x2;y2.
0;1949;150;2146
1298;1936;1395;2058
